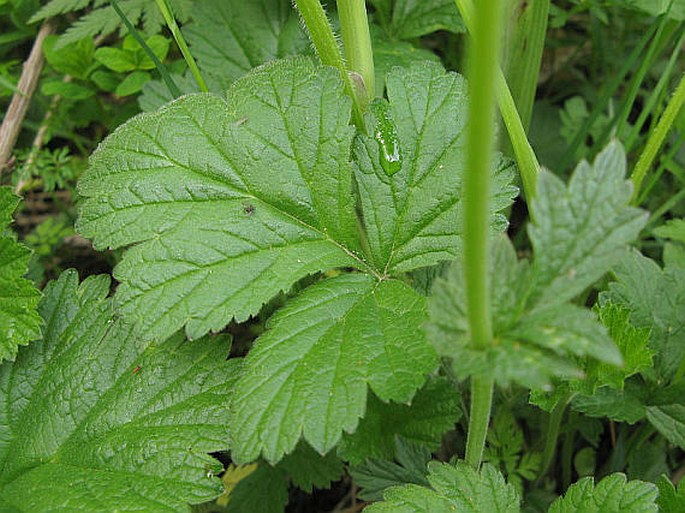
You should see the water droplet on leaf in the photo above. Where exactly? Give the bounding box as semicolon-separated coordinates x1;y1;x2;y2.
370;99;402;176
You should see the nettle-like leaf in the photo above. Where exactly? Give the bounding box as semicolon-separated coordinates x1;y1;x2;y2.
79;58;362;342
365;461;520;513
0;270;241;512
374;0;465;39
184;0;309;92
79;57;515;464
548;473;657;513
351;438;432;501
656;475;685;513
140;0;310;111
354;62;517;274
427;142;647;387
0;187;42;363
31;0;194;49
338;377;461;464
230;273;437;463
603;249;685;381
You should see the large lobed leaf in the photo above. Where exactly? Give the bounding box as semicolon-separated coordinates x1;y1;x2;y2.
230;273;437;463
0;270;241;512
427;142;646;388
366;464;657;513
183;0;309;92
604;249;685;381
528;141;647;306
0;187;42;363
354;62;516;274
78;58;362;342
338;377;461;464
548;473;657;513
365;461;520;513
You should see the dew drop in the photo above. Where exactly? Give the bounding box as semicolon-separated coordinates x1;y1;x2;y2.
370;99;402;176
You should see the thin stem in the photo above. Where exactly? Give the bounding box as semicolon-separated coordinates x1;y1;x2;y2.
454;0;539;203
537;392;573;480
631;72;685;203
337;0;375;102
465;378;494;467
558;21;658;172
626;27;685;153
111;0;180;97
461;0;503;469
502;0;550;131
154;0;208;92
294;0;364;128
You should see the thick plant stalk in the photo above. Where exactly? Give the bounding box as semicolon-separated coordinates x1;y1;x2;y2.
462;0;504;469
631;72;685;203
294;0;365;127
454;0;539;203
337;0;375;102
0;21;55;176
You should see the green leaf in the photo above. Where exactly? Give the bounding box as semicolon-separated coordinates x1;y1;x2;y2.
339;377;461;464
351;438;432;501
365;461;520;513
277;442;343;492
0;187;41;363
94;46;138;73
583;303;653;391
230;273;437;463
548;473;657;513
183;0;309;92
389;0;465;39
645;382;685;450
570;380;648;424
604;249;685;380
139;71;202;111
428;237;602;387
528;141;648;307
621;0;685;20
42;35;95;80
0;270;242;512
654;218;685;243
354;62;516;274
225;464;288;513
427;142;644;388
29;0;89;23
34;0;194;49
372;36;442;94
656;475;685;513
77;58;363;342
115;70;151;96
41;78;94;100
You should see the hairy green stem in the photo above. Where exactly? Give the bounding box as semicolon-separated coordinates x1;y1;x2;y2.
462;0;503;469
561;413;576;489
537;393;573;480
455;0;539;202
111;0;180;97
294;0;364;127
154;0;207;92
465;378;494;467
631;72;685;203
337;0;375;102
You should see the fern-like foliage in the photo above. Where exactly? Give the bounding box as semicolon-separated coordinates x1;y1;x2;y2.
30;0;194;48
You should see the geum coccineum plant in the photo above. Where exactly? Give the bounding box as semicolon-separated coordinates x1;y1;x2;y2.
2;0;685;512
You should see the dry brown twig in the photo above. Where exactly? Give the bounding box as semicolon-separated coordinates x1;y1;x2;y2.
0;20;56;179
